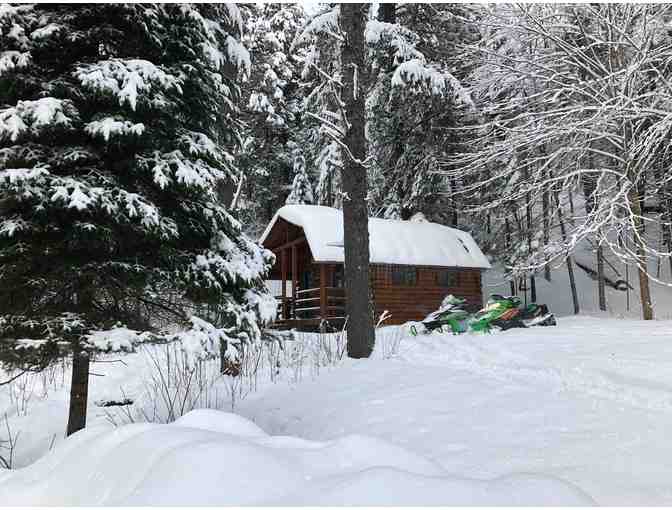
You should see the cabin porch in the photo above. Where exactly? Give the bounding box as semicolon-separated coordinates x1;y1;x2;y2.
266;233;347;331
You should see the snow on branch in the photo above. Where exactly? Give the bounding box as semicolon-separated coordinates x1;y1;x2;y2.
365;20;424;64
225;35;251;76
74;59;182;111
293;6;342;49
0;51;31;76
138;150;230;191
188;232;273;291
85;327;156;353
0;98;77;142
30;23;62;40
392;59;473;105
85;117;145;142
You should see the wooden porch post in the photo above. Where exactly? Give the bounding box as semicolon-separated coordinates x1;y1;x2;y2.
320;264;328;320
281;248;287;319
291;244;298;318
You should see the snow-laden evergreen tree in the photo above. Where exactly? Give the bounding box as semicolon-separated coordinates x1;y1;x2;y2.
286;151;314;205
237;3;307;235
294;4;476;221
292;5;346;208
367;4;480;223
0;4;275;434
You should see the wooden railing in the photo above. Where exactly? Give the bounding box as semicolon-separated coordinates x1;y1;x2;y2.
275;286;346;322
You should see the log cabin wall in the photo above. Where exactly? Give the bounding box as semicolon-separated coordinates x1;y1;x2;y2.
370;264;483;325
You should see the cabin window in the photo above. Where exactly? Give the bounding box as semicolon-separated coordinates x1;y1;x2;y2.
437;270;459;287
391;266;417;286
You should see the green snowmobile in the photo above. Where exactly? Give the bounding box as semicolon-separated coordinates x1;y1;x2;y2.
409;295;470;336
469;294;557;333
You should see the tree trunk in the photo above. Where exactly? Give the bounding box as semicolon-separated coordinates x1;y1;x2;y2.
597;244;606;311
505;217;515;296
624;119;653;320
630;186;654;320
523;168;536;302
542;176;551;281
66;346;90;436
557;192;580;315
341;3;374;359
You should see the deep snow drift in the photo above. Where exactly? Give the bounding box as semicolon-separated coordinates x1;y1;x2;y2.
0;409;591;506
3;317;672;504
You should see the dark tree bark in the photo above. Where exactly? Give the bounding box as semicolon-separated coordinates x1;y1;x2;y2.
630;185;654;320
597;244;606;311
505;217;515;295
523;168;536;303
556;192;580;315
66;346;90;436
541;164;551;282
341;3;374;358
624;123;653;320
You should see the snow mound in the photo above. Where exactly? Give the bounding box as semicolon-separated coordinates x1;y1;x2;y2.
0;410;594;506
171;408;267;437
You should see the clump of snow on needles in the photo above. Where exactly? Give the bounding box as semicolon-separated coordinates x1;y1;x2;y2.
85;327;153;352
85;117;145;142
0;409;593;506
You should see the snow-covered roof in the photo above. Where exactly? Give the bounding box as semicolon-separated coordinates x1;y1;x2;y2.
260;205;491;269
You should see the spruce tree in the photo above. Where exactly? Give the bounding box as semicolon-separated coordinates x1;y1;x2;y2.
0;4;275;434
238;3;307;234
286;152;314;205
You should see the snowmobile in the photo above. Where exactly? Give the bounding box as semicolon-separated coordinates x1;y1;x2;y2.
409;295;470;336
469;294;556;333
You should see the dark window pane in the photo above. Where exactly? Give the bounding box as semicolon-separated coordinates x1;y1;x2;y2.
392;267;417;286
437;270;459;287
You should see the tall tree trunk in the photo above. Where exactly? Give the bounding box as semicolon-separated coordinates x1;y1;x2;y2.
523;166;536;302
542;171;551;281
624;121;653;320
556;192;580;314
597;244;606;311
505;217;515;295
630;186;654;320
66;346;90;436
341;3;374;358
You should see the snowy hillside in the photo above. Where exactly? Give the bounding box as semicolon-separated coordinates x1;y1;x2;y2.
5;318;672;504
485;236;672;320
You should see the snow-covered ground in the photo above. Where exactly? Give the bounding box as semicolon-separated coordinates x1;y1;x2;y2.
3;316;672;504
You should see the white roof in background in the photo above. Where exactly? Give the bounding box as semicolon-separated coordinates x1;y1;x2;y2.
260;205;491;269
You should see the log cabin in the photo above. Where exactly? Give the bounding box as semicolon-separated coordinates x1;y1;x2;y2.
260;205;491;330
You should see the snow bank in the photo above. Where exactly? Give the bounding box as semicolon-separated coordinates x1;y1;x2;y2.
0;409;592;506
260;204;491;268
